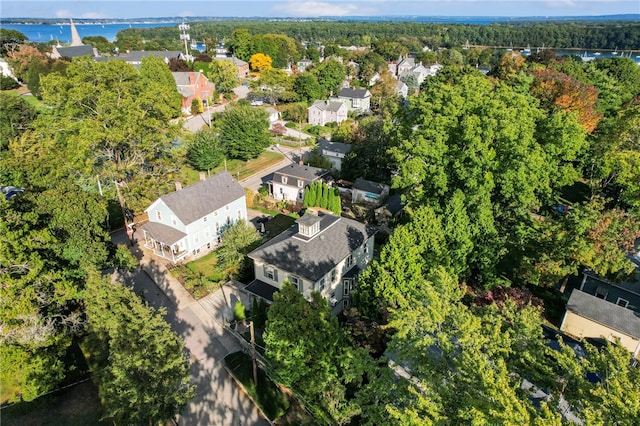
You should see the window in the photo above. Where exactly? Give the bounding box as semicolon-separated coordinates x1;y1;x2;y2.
297;179;304;188
617;298;629;308
156;210;162;221
226;205;229;211
289;276;300;290
237;210;242;219
203;216;208;223
330;269;336;282
595;287;608;299
343;299;350;309
214;211;218;216
343;279;351;296
227;216;231;225
264;265;278;281
281;176;288;184
346;254;353;268
364;243;369;254
317;278;325;292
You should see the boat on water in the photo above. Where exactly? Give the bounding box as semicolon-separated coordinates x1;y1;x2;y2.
612;47;618;55
594;52;601;56
523;44;531;54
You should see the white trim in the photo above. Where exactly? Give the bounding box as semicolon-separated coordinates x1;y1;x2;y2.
616;297;629;308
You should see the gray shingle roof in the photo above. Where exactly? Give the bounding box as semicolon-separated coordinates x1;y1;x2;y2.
566;290;640;338
273;163;329;182
248;213;376;282
138;221;187;245
318;138;352;155
95;51;181;65
157;172;245;225
310;100;345;112
353;178;388;195
56;45;95;58
245;279;279;302
338;88;370;99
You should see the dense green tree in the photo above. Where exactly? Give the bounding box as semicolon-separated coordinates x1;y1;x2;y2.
139;54;182;118
228;28;253;61
251;33;299;69
293;72;324;103
218;103;271;160
302;182;340;214
370;69;402;117
341;117;395;184
208;59;238;93
0;73;20;90
0;92;37;150
216;220;261;279
313;58;346;97
186;128;226;171
81;35;112;55
84;274;193;424
264;282;369;424
252;67;293;104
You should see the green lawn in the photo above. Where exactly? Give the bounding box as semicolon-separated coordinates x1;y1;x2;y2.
180;150;283;184
170;250;227;299
224;351;289;421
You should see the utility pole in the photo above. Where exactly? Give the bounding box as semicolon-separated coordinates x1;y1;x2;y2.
250;320;258;389
179;23;190;59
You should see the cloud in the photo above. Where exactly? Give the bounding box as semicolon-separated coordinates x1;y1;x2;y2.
273;1;369;16
55;9;72;18
80;11;110;19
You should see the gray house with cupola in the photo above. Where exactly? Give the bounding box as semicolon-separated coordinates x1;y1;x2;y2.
138;172;247;263
245;211;376;314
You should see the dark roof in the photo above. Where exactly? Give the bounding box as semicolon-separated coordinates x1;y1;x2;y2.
566;290;640;338
338;88;370;99
273;163;329;183
353;178;389;195
583;269;640;298
386;194;404;216
56;45;95;58
318;138;352;155
95;50;181;65
154;172;245;226
249;213;376;282
138;221;187;245
245;280;279;302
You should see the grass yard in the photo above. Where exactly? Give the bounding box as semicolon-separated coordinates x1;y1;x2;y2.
1;380;106;426
265;214;297;236
224;351;289;421
180;150;283;184
170;250;228;298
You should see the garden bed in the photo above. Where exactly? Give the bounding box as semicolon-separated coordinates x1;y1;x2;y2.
170;251;227;299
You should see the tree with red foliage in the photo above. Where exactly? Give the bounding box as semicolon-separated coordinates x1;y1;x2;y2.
530;68;602;133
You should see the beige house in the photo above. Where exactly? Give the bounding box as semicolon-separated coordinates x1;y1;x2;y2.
560;270;640;361
308;100;348;126
245;211;376;314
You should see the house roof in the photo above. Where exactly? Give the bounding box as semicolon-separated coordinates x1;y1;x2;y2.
245;279;279;302
150;172;245;226
138;221;187;246
96;50;182;65
172;71;198;86
338;88;370;99
583;269;640;298
249;213;376;282
273;163;329;183
310;100;346;112
318;138;352;155
566;289;640;338
353;178;389;195
55;45;95;58
216;56;248;66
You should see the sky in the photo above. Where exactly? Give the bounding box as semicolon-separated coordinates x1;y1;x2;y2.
1;0;638;19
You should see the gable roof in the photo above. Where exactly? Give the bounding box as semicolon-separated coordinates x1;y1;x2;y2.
151;172;245;225
353;178;389;195
338;88;370;99
318;138;352;155
216;56;248;66
249;213;376;282
310;100;346;112
566;290;640;338
273;163;329;182
55;45;95;58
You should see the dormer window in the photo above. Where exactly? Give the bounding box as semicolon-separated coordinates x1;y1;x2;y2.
298;179;304;188
282;176;288;184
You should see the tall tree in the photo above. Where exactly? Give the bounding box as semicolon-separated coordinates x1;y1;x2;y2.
84;274;194;424
218;103;271;160
228;29;253;62
0;92;37;150
313;58;346;97
186;128;226;171
208;59;238;93
293;72;324;103
139;54;182;119
249;53;273;72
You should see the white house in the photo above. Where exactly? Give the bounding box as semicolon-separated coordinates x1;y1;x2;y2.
337;87;371;113
352;178;390;206
266;107;280;124
246;211;377;314
138;172;247;263
308;100;348;126
318;138;352;171
269;163;329;203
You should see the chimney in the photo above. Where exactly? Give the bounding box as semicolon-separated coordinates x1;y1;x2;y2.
199;172;206;181
175;182;182;191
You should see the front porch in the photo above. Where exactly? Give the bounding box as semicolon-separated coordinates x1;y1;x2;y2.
138;221;189;264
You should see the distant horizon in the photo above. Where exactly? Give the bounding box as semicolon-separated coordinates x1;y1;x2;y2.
1;1;639;20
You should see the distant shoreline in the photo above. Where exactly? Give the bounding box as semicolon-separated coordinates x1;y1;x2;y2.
2;14;639;25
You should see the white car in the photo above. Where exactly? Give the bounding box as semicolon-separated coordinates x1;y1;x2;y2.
250;100;263;106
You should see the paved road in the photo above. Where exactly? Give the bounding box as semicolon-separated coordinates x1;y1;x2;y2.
111;231;269;426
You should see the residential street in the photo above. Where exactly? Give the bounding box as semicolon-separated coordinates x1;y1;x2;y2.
111;230;269;426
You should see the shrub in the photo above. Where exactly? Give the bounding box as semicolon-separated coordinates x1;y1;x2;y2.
284;122;297;129
0;74;19;90
234;301;246;322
